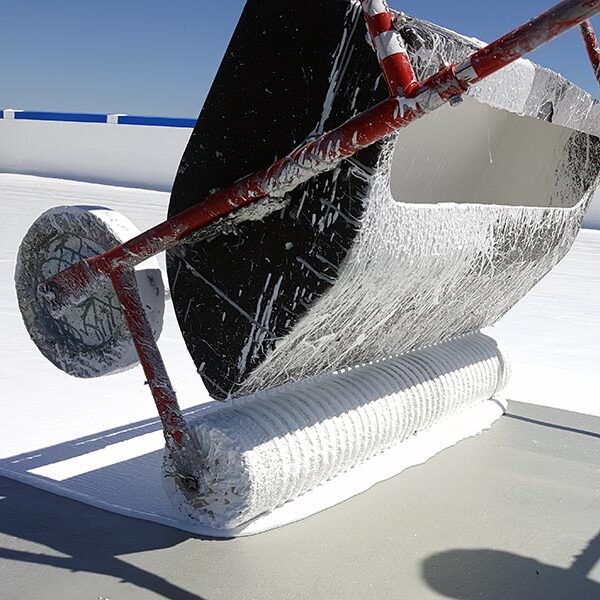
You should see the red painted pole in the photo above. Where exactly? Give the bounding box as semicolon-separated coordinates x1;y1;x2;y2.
111;268;188;445
111;268;203;487
580;19;600;84
409;0;600;99
40;0;600;318
37;94;415;315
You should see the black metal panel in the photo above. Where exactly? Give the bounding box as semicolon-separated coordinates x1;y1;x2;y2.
167;0;387;399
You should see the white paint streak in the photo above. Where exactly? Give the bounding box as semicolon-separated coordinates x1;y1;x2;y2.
310;2;361;136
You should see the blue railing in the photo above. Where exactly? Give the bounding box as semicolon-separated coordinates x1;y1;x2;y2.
116;115;196;128
1;109;196;128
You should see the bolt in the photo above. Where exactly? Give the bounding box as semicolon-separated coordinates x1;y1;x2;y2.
37;283;56;303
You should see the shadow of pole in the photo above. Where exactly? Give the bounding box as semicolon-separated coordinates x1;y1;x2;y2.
0;548;206;600
572;530;600;577
0;476;208;600
422;546;600;600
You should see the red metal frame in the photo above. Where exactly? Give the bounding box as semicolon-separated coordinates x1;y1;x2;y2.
34;0;600;480
111;268;187;446
581;19;600;83
111;268;201;485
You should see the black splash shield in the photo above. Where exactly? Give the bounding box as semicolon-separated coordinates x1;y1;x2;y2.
167;0;386;399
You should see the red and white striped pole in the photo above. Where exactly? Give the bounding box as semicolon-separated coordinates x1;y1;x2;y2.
360;0;417;95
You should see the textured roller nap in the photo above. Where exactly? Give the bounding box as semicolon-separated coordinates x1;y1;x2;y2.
164;333;509;530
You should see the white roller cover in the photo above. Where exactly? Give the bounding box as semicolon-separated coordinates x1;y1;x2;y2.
165;332;509;530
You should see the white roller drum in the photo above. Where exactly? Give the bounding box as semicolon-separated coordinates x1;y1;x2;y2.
164;332;509;530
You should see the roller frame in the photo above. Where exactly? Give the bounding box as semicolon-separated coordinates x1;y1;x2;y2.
581;19;600;83
31;0;600;486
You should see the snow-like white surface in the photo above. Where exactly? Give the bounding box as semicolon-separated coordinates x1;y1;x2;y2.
489;228;600;416
0;174;598;535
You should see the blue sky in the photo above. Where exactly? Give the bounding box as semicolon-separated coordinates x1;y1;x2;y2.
1;0;598;117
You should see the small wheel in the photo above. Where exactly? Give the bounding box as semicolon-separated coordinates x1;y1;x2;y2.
15;205;165;377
